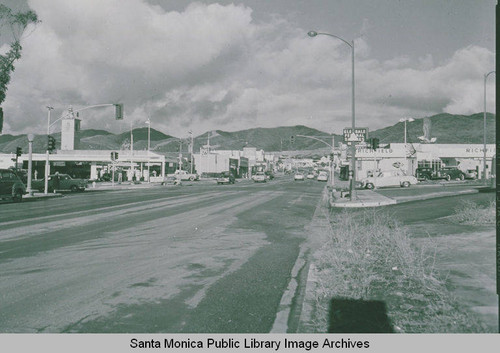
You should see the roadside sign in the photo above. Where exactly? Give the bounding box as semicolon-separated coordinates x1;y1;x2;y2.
343;128;368;145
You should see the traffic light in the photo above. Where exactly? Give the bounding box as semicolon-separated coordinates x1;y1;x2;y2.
114;104;123;120
16;147;22;157
110;152;118;160
290;135;295;144
371;137;379;150
48;135;56;151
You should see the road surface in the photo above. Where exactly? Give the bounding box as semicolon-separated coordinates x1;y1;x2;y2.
0;177;325;333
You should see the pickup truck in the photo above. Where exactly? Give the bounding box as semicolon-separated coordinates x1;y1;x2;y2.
361;170;418;189
167;170;199;181
32;174;88;192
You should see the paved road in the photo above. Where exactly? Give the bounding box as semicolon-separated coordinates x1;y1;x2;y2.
0;177;325;333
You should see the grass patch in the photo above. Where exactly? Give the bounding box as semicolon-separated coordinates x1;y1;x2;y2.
450;199;495;225
309;208;487;333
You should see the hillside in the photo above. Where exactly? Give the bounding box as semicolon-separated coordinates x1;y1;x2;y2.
0;113;495;154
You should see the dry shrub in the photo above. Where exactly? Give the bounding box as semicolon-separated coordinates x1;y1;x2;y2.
310;208;486;333
451;199;495;225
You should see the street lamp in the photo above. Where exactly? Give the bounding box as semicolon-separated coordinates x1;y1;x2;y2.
399;117;414;175
308;30;356;200
483;71;495;184
146;118;151;182
399;117;415;145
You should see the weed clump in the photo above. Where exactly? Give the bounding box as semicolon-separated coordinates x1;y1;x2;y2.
451;199;495;225
310;208;486;333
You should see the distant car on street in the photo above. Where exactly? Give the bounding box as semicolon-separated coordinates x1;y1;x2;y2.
252;172;267;183
0;169;26;202
294;173;305;181
317;171;328;182
168;170;199;181
306;172;315;179
217;172;235;185
361;170;418;189
264;171;275;180
32;174;87;192
161;176;182;186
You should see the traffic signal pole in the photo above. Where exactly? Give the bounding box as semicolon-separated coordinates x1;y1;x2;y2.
44;106;53;194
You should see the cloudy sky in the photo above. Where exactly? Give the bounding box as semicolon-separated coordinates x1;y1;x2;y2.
0;0;496;137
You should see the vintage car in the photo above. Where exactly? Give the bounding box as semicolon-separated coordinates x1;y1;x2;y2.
252;172;267;183
294;173;305;181
32;173;87;192
161;176;182;186
217;172;235;185
438;167;466;181
361;170;418;189
0;169;26;202
317;171;329;182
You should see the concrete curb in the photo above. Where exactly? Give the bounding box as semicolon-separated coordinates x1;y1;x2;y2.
22;193;64;201
390;188;479;203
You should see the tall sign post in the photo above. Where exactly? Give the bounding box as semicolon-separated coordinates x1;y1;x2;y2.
27;134;34;196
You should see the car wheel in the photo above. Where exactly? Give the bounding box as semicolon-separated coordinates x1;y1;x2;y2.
445;174;451;181
422;175;428;181
189;176;195;181
459;174;465;180
365;183;374;190
401;181;410;188
12;190;23;202
70;185;78;192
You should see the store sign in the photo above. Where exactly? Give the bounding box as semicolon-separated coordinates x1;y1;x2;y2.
343;128;368;145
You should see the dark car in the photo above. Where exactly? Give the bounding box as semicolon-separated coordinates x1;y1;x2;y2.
415;167;434;181
32;173;87;192
0;169;26;202
264;171;275;180
438;167;465;181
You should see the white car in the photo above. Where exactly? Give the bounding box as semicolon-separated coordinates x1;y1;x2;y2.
317;171;328;182
361;170;418;189
306;173;316;179
294;173;305;181
252;172;267;183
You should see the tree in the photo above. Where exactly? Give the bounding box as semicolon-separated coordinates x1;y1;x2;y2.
0;4;39;133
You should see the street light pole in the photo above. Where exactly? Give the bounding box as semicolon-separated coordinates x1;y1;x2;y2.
27;133;34;196
483;71;495;184
189;130;194;174
44;106;53;194
146;118;151;183
399;117;414;174
308;31;356;200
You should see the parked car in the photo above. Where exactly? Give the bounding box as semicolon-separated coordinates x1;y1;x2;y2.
252;172;267;183
317;171;329;182
161;175;182;186
32;173;87;192
415;167;434;181
217;172;235;185
437;167;466;181
361;170;418;189
0;169;26;202
294;173;305;181
464;169;478;180
306;173;316;179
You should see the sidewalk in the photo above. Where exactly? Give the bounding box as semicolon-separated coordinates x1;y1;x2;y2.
330;189;397;208
22;192;64;201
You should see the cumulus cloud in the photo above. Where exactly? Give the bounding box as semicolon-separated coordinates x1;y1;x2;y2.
1;0;495;137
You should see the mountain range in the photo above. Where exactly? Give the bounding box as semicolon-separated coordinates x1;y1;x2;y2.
0;113;495;155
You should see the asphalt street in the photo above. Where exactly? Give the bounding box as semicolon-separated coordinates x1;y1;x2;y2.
0;178;495;332
0;177;325;333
